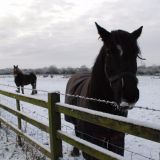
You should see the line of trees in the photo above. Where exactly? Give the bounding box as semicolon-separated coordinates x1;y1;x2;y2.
0;65;90;75
29;65;90;75
137;65;160;75
0;65;160;75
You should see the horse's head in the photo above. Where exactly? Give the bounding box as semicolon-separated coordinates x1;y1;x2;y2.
13;65;22;75
95;22;143;110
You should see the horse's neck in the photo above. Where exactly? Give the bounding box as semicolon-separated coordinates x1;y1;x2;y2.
89;49;112;100
15;72;23;77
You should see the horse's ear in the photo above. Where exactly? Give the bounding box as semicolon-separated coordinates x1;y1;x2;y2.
132;26;143;39
95;22;111;41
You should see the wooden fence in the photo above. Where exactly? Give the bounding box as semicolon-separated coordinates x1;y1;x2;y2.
0;90;160;160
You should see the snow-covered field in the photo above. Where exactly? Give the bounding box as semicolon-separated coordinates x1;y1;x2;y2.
0;75;160;160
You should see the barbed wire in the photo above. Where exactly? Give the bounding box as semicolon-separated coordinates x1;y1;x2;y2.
0;83;160;112
58;92;119;107
134;106;160;112
58;92;160;113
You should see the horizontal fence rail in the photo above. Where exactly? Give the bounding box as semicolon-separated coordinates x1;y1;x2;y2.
0;89;48;108
56;102;160;143
0;103;49;133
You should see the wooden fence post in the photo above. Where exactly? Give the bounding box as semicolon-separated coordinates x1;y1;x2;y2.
16;99;22;146
48;92;62;160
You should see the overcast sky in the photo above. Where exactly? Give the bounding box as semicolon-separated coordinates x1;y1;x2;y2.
0;0;160;68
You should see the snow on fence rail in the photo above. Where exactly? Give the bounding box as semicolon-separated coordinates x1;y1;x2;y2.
0;90;160;160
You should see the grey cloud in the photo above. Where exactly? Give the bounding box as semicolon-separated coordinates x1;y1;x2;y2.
0;0;160;68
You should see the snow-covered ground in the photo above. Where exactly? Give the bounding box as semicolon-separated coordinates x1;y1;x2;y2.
0;75;160;160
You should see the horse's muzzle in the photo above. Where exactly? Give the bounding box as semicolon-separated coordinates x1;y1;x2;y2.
120;101;135;110
121;87;139;110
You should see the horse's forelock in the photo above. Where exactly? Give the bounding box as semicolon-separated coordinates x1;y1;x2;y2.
110;30;141;57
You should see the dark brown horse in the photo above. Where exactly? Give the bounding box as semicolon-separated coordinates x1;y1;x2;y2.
13;65;37;95
65;22;143;159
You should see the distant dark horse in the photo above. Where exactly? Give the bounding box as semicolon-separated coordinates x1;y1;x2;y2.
13;65;37;95
65;22;143;159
